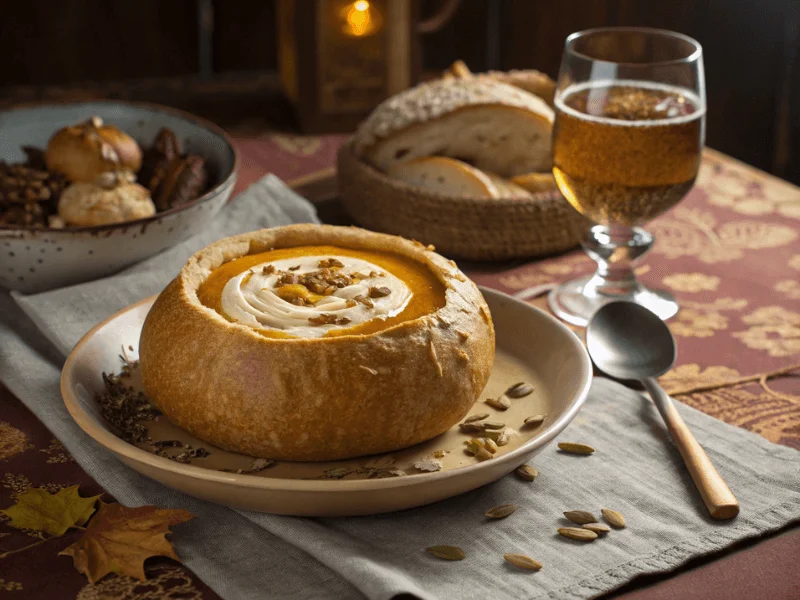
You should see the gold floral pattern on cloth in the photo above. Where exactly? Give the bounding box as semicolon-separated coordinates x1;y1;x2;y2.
662;273;720;293
734;306;800;358
270;134;323;156
790;254;800;270
76;566;203;600
0;423;31;461
38;438;75;464
660;364;800;448
669;298;747;338
698;153;800;219
649;207;797;263
774;280;800;299
0;579;23;592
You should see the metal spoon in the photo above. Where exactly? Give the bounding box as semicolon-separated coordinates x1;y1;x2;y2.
586;301;739;520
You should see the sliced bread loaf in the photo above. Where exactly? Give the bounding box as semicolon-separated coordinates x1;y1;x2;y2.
511;172;559;194
387;156;499;198
353;79;554;177
485;173;534;199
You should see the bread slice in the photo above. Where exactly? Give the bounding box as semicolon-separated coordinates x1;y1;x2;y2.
442;61;555;107
485;173;533;199
353;78;554;178
482;70;556;107
511;172;559;194
388;156;499;198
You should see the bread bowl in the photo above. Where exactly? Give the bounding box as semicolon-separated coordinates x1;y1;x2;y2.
139;224;495;461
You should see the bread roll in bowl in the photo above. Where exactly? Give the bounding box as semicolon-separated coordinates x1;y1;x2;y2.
139;224;495;461
46;116;142;182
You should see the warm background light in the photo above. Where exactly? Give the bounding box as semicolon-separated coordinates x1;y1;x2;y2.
341;0;382;37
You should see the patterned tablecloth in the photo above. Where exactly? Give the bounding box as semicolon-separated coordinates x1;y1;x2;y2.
0;136;797;599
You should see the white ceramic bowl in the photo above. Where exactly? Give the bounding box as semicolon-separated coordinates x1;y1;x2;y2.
0;101;237;293
61;288;593;516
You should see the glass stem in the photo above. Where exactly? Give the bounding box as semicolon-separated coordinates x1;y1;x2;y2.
582;225;654;297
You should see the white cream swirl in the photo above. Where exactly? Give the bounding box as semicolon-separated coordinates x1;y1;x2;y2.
220;255;412;338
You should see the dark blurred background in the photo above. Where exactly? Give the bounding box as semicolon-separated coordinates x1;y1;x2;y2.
1;0;799;184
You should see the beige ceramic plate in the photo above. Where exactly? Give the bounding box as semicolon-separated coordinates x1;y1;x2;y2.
61;288;591;516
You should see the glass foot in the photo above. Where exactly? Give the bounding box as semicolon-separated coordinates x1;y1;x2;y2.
548;275;678;327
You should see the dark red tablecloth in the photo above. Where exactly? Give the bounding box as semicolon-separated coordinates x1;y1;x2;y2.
1;135;797;599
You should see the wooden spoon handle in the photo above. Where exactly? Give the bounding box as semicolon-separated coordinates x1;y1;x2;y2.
643;378;740;520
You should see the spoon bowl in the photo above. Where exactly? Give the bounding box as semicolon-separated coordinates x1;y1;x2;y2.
586;301;677;380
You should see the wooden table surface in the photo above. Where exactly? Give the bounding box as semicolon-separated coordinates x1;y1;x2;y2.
1;135;798;599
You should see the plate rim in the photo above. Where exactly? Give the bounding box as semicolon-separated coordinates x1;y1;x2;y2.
60;287;592;493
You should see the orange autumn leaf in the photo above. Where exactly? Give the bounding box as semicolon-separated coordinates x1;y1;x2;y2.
0;485;101;536
59;501;194;583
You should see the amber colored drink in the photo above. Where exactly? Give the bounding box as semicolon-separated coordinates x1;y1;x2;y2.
553;81;704;226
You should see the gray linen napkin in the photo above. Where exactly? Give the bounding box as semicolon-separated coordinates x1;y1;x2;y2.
1;175;799;600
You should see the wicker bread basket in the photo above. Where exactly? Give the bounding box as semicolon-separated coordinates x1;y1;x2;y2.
337;141;587;261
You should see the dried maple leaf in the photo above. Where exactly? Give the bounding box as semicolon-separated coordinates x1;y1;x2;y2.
60;502;194;583
0;485;100;536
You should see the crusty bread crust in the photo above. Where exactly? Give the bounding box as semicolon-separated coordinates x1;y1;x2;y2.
139;224;495;461
352;79;553;177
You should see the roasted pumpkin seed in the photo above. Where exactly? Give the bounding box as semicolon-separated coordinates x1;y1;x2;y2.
557;442;595;455
563;510;598;525
503;553;542;571
485;504;517;519
496;429;511;446
482;438;499;454
426;545;466;561
464;413;489;424
515;464;538;481
459;422;485;434
583;523;611;535
602;508;626;528
476;448;493;461
523;414;546;427
486;396;511;411
506;382;534;398
558;527;598;542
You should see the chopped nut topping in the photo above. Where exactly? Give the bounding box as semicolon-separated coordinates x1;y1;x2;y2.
369;286;391;298
308;313;351;326
261;264;276;275
353;295;374;308
318;258;344;268
288;265;301;271
276;284;324;306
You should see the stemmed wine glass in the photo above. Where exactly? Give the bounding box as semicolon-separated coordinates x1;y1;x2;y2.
548;27;706;326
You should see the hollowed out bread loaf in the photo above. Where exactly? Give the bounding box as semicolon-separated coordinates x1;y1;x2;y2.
353;79;554;177
387;156;499;198
139;224;495;461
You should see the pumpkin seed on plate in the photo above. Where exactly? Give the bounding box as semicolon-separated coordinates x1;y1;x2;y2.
523;414;546;428
459;422;485;434
464;413;489;424
506;382;534;398
486;396;511;411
